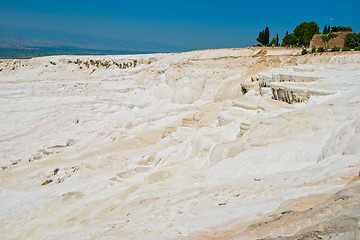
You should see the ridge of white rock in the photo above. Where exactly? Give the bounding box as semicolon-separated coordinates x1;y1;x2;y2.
270;82;335;104
0;48;360;239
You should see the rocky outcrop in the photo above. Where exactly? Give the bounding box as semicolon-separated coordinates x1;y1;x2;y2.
310;32;350;50
252;63;337;104
318;117;360;162
232;94;260;110
271;82;334;104
67;58;137;69
0;57;139;74
240;82;255;94
242;183;360;240
257;72;320;88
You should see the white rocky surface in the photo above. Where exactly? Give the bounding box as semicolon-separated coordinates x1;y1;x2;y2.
0;48;360;239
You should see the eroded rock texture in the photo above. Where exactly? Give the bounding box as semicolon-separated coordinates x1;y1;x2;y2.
1;48;360;239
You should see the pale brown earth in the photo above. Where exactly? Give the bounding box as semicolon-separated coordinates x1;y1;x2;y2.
184;174;360;240
310;32;349;49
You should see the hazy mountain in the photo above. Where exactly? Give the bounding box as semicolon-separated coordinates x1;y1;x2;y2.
0;25;189;57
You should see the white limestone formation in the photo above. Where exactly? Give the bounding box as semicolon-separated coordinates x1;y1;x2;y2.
0;48;360;240
271;82;335;104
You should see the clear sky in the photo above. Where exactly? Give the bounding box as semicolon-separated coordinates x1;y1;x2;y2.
1;0;359;50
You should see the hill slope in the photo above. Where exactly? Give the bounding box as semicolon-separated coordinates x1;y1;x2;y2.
0;48;360;239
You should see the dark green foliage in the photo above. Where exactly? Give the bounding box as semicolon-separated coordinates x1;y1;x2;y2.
265;27;270;45
257;27;270;46
331;47;340;52
321;33;337;42
321;33;338;50
342;47;351;51
328;26;331;33
293;21;320;46
270;37;277;46
276;34;279;46
323;25;329;34
282;33;298;45
256;43;262;47
282;31;289;46
355;46;360;51
321;33;338;43
344;33;360;49
312;47;316;53
331;26;353;32
317;47;325;52
257;32;266;45
301;49;308;55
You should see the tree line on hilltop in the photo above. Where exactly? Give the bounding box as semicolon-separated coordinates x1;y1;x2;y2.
256;22;359;50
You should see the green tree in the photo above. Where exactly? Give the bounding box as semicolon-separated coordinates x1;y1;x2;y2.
323;25;329;34
293;21;320;46
270;37;277;46
282;33;298;46
264;27;270;45
256;31;266;45
344;33;360;49
282;31;289;46
321;33;338;50
331;26;353;32
276;33;279;46
256;27;270;45
328;25;331;33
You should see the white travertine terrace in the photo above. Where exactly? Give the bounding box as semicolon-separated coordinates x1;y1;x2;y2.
270;82;335;104
0;48;360;239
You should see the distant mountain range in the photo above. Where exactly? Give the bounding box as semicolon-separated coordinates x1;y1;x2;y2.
0;26;189;58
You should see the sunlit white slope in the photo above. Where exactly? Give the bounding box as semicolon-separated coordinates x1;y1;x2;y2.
0;48;359;239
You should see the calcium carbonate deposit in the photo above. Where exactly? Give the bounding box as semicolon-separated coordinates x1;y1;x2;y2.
1;48;360;239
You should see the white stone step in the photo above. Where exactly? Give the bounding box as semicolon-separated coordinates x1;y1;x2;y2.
270;82;335;104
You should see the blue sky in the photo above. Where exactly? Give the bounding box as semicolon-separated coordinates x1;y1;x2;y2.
1;0;359;50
